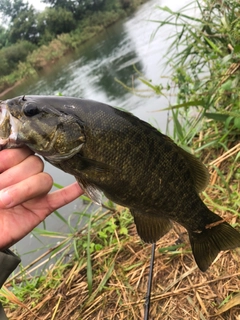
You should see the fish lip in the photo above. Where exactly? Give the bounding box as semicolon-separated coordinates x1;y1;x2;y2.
0;101;20;149
0;104;8;126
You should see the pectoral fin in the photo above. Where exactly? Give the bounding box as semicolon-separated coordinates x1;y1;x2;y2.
131;210;172;243
76;177;102;205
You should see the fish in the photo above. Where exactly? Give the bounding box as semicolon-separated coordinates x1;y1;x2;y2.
0;95;240;272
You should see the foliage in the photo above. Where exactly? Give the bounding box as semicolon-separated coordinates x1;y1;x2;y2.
1;151;240;318
0;2;240;319
0;41;36;76
0;0;134;47
0;26;8;48
0;200;132;310
123;0;239;148
41;0;110;20
0;0;39;44
0;0;29;23
27;38;68;68
156;0;240;139
37;7;77;44
0;0;146;92
9;6;39;44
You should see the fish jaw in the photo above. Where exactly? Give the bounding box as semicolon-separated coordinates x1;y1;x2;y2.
0;96;86;160
0;101;21;149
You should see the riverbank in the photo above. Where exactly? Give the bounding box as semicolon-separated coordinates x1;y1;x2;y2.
0;0;148;97
2;133;240;319
1;0;240;318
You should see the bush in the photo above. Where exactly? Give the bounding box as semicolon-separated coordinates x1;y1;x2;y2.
150;0;240;142
0;41;36;76
37;7;77;44
27;38;69;69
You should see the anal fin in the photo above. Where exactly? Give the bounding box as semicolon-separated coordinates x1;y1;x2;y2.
131;210;172;243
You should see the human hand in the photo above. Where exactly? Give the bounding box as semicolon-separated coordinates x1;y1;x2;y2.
0;148;83;249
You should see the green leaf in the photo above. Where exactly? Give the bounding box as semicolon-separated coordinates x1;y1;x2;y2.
234;44;240;53
94;244;103;251
204;112;229;122
98;231;108;239
220;79;232;91
159;243;185;253
172;110;184;141
119;227;128;235
159;100;204;111
225;116;234;128
53;182;63;189
54;210;70;228
234;117;240;129
203;36;222;55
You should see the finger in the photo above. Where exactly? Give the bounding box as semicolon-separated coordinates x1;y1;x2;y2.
0;147;34;172
46;182;84;212
18;182;84;221
0;172;53;208
0;155;44;190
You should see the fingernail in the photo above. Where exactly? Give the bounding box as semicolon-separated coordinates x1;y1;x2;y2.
0;189;12;207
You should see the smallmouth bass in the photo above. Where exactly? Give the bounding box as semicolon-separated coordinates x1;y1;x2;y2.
0;95;239;271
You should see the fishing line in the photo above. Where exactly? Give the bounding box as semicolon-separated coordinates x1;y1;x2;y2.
143;108;171;320
144;242;156;320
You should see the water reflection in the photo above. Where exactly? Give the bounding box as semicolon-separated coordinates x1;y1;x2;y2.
2;1;163;116
72;24;144;101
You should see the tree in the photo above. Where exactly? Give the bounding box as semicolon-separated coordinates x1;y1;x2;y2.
9;6;39;44
0;0;40;44
41;0;106;19
37;7;76;43
0;0;29;23
0;40;36;75
41;0;78;12
0;26;9;48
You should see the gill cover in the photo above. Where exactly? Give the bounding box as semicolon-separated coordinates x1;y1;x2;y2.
1;96;86;160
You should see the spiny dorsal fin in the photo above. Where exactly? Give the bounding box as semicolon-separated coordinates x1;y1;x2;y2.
177;146;210;193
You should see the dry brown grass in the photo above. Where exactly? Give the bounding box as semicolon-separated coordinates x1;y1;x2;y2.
2;142;240;320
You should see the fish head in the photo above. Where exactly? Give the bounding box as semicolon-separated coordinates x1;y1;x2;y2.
0;95;85;161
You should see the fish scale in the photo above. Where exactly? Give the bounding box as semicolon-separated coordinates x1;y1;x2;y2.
0;95;240;271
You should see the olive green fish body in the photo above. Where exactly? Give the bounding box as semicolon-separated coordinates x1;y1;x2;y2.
1;95;240;271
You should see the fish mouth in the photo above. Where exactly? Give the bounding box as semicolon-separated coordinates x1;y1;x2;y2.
0;101;20;150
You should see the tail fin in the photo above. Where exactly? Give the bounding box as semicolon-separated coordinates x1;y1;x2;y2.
189;221;240;272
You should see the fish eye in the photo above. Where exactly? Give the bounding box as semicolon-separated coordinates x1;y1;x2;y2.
24;103;39;117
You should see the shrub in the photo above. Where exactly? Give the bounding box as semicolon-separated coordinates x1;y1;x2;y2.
0;41;36;76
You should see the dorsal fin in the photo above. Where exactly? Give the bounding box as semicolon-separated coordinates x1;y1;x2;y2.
177;146;210;193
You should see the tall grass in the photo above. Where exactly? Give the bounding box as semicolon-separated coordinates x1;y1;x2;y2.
137;0;240;147
0;191;133;311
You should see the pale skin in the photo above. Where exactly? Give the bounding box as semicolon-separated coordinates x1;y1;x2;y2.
0;148;83;249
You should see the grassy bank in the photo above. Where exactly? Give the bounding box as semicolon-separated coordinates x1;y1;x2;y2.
0;0;147;95
1;0;240;319
1;135;240;319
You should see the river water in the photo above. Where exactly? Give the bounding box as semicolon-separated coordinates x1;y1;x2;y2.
2;0;191;268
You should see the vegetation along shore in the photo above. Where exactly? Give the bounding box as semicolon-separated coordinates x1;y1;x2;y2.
0;0;240;319
0;0;147;96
